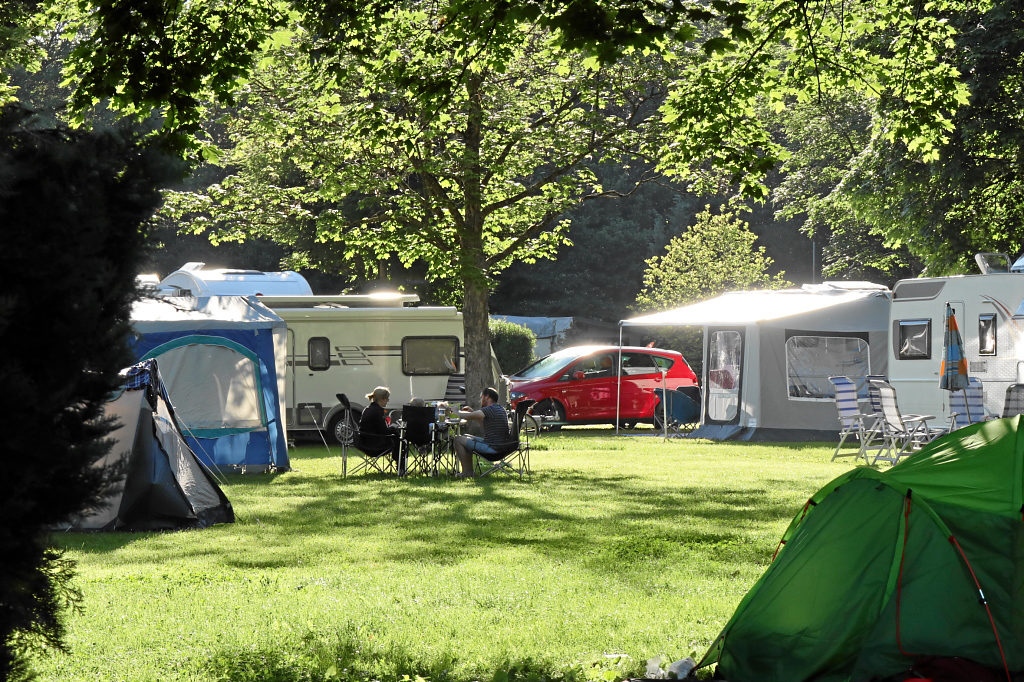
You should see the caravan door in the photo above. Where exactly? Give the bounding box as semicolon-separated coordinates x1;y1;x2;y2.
705;327;744;423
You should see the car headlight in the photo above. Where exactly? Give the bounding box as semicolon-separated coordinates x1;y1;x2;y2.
510;391;527;401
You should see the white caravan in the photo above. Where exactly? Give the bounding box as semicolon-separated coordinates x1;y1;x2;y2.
159;264;504;444
888;253;1024;422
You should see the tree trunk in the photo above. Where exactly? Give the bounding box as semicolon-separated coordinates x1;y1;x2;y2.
461;73;491;408
462;274;491;408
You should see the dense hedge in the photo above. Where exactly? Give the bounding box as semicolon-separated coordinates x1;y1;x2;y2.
0;105;174;678
489;319;536;375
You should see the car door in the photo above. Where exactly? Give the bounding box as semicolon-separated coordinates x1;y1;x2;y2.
618;352;661;418
560;352;616;420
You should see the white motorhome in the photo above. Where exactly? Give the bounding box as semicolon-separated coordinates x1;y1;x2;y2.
888;253;1024;421
159;264;504;444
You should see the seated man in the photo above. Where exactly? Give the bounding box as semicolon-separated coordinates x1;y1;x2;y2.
452;387;510;478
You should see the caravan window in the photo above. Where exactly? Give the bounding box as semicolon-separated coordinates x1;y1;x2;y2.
308;337;332;371
897;319;931;360
785;334;870;399
979;314;997;355
403;336;459;375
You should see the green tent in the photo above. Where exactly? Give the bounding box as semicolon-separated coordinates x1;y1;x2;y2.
698;416;1024;681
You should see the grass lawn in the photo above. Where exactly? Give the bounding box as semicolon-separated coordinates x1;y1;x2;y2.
35;430;855;681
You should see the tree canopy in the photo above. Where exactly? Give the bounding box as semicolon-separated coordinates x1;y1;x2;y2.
41;0;991;282
768;90;922;282
842;1;1024;274
49;0;972;187
635;205;790;313
162;10;677;399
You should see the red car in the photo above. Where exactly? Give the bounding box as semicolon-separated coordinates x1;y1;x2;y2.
508;345;698;428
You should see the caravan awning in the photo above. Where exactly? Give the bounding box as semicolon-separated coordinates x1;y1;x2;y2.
621;284;889;327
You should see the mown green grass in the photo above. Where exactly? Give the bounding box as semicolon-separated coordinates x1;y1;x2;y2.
35;431;854;681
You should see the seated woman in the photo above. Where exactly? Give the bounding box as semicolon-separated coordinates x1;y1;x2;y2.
358;386;405;474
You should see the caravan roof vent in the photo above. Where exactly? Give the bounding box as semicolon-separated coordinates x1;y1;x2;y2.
977;253;1011;274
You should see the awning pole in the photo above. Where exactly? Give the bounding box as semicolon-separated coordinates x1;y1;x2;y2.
615;326;623;435
662;368;669;440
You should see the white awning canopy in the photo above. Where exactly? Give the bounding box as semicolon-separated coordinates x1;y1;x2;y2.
621;283;890;327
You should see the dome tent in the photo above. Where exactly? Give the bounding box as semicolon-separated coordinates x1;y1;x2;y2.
65;360;234;531
697;417;1024;681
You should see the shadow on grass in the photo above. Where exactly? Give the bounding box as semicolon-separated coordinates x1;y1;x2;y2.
52;438;827;572
201;463;805;573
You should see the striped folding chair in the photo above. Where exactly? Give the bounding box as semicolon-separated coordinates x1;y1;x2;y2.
828;376;872;463
870;379;944;465
859;375;889;460
948;377;988;431
1001;384;1024;418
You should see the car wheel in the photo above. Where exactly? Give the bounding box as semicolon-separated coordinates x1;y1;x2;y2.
329;409;358;446
533;399;564;431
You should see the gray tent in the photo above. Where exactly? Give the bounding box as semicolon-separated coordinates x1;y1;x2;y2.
66;360;234;531
621;283;891;441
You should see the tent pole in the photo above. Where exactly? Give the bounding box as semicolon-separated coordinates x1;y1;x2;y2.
662;368;669;440
615;326;623;436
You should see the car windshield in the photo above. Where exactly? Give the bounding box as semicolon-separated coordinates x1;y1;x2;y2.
513;348;591;379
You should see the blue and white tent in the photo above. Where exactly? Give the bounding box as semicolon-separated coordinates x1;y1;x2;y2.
65;359;235;531
130;296;290;471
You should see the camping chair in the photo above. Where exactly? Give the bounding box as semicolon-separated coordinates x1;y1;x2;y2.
400;404;447;475
827;376;875;463
474;400;534;478
948;377;990;431
869;380;944;465
337;393;398;477
864;374;888;422
653;387;701;436
1001;384;1024;418
852;376;890;461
